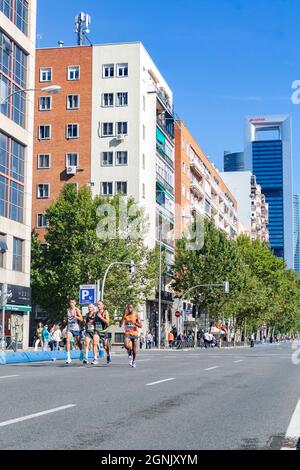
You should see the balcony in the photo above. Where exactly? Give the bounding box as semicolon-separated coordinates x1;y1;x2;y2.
156;117;174;142
190;158;205;179
156;172;174;196
156;203;174;224
156;142;174;169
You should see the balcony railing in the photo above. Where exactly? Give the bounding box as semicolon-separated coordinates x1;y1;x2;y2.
156;172;174;195
157;118;174;142
156;143;174;169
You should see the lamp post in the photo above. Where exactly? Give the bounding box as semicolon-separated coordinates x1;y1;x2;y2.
0;85;62;107
158;228;162;350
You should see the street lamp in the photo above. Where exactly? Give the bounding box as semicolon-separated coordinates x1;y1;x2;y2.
0;85;62;105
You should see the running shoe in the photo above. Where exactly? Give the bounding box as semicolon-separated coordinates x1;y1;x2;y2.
129;358;133;367
128;350;132;359
91;359;99;366
79;351;85;361
83;358;89;365
131;361;136;368
106;354;111;364
65;358;72;364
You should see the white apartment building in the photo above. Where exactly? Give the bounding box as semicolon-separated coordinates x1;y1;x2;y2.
220;171;269;243
0;0;36;348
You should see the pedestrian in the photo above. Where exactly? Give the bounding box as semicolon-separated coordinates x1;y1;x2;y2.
168;331;174;349
51;324;62;351
42;324;51;352
146;332;153;349
203;331;211;349
250;334;255;348
34;322;44;351
139;332;145;350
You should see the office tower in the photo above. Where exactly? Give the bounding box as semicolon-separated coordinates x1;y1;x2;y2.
293;194;300;276
0;0;37;348
224;151;245;172
245;115;294;268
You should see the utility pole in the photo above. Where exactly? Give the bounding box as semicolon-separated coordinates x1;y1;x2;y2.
158;228;162;350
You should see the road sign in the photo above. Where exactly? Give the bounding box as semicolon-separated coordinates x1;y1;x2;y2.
175;311;181;318
79;285;96;305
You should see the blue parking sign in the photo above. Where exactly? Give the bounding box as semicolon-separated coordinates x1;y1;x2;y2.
79;285;96;305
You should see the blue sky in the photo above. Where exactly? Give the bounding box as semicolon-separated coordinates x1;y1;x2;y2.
37;0;300;194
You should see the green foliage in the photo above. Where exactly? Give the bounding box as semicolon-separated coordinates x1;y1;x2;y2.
31;185;159;322
174;219;300;333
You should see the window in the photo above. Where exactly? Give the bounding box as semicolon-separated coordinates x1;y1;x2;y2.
116;151;128;166
39;125;51;140
102;93;114;107
39;96;52;111
143;125;146;140
101;152;113;166
143;95;146;111
0;0;13;20
67;95;80;110
68;66;80;81
15;0;28;35
117;63;128;77
102;122;114;137
66;153;78;167
38;154;51;169
12;237;23;272
37;184;50;199
101;182;113;196
142;154;146;170
37;214;49;228
142;184;145;199
0;175;8;217
0;233;6;268
66;124;79;139
10;139;24;182
40;67;52;82
116;181;127;195
103;64;114;78
116;122;128;135
116;92;128;107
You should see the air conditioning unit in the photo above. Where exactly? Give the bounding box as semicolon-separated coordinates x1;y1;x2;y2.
116;134;124;142
66;166;77;175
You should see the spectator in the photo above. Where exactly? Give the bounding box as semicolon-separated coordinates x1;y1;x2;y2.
168;331;174;349
146;332;153;349
51;325;62;351
42;324;51;352
203;331;211;349
34;322;44;351
139;332;145;350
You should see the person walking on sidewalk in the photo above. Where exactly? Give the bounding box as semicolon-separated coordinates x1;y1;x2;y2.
34;322;44;351
42;324;51;352
250;334;255;348
139;332;145;350
146;332;153;349
51;325;62;351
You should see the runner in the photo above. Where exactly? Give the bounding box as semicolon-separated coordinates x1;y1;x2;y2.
119;304;142;368
65;299;83;364
83;304;96;364
93;301;111;366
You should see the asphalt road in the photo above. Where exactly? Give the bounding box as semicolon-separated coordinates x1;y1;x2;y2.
0;342;300;450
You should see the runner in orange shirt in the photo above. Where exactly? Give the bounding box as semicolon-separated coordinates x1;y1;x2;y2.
119;304;142;368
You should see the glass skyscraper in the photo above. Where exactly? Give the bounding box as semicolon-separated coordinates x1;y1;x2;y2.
245;116;294;269
224;151;245;172
293;194;300;276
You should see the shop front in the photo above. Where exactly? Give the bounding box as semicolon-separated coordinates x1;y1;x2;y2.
0;284;31;350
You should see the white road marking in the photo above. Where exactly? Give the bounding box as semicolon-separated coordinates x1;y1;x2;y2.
286;399;300;438
281;398;300;450
0;375;19;380
205;366;219;371
0;404;76;428
146;378;176;386
234;360;244;363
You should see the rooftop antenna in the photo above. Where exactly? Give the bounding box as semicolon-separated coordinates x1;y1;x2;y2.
75;12;91;46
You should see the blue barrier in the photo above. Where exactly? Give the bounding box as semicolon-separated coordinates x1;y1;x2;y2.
0;350;94;365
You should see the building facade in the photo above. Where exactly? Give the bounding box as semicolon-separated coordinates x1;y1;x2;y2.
224;151;245;172
245;115;294;268
33;42;175;343
220;171;269;243
293;194;300;277
0;0;36;348
175;121;238;241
